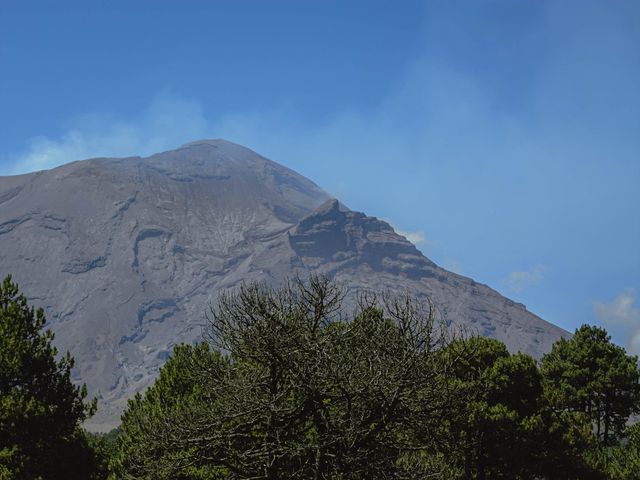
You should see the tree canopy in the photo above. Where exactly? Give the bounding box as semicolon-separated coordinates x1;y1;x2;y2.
113;277;640;479
434;337;544;479
541;324;640;446
4;273;640;479
114;277;470;479
0;274;98;479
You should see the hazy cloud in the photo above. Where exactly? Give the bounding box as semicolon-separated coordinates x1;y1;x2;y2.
443;259;462;275
594;289;640;355
8;91;211;175
3;4;637;348
396;229;426;246
382;218;430;247
505;265;551;293
594;289;640;326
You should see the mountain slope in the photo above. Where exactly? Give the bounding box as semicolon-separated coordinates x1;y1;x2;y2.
0;140;566;429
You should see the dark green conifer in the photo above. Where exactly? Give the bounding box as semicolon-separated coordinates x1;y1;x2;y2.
541;324;640;446
0;275;97;479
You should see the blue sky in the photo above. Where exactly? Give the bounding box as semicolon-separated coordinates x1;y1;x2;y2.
1;1;639;352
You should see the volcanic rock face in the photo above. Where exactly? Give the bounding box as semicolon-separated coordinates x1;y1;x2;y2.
0;140;567;429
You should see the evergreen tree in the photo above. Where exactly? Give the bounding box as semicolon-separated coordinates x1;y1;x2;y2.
586;422;640;479
0;275;98;479
85;428;121;480
112;343;228;479
112;279;640;479
541;325;640;446
435;337;544;479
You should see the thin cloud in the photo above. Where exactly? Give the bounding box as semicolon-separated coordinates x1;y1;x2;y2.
594;289;640;326
505;265;551;293
594;289;640;355
443;259;462;275
2;4;636;344
382;218;430;247
396;229;426;246
8;91;211;175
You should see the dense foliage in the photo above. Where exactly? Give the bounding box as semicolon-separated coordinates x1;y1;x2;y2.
541;325;640;446
112;277;640;479
0;275;99;479
113;277;465;479
436;337;545;478
1;274;639;479
113;343;227;479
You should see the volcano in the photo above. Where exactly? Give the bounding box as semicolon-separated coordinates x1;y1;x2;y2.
0;139;567;429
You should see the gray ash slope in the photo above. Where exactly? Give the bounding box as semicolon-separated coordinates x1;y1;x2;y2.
0;139;567;429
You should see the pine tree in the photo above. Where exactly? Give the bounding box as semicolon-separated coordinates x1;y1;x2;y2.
436;337;544;479
112;343;228;479
541;324;640;446
0;275;97;479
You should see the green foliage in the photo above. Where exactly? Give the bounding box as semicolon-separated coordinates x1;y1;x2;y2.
585;423;640;479
112;279;640;479
541;324;640;446
19;273;628;479
433;337;545;479
112;343;228;479
527;409;601;479
0;274;99;479
115;277;464;479
86;428;121;479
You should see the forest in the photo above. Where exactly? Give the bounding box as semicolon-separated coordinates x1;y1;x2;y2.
1;274;639;480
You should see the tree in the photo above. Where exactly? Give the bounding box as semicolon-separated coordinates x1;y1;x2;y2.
531;408;601;480
434;337;544;479
112;343;228;479
0;274;98;479
541;325;640;446
85;428;121;480
115;276;467;479
431;335;606;480
113;282;640;479
586;422;640;479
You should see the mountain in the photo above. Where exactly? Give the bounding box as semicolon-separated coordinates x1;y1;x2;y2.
0;139;567;430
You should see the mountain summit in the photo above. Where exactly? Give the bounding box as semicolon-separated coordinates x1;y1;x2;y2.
0;140;566;429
